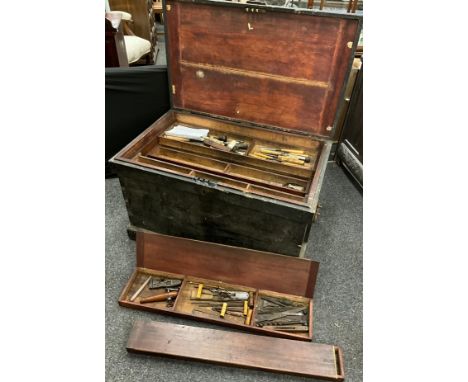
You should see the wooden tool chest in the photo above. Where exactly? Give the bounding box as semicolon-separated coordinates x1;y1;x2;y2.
110;0;362;257
119;231;319;341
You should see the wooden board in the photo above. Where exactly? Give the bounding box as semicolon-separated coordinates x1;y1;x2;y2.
137;231;319;297
165;0;362;139
127;320;344;381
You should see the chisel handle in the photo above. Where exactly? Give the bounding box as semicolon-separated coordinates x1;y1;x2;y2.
140;291;178;304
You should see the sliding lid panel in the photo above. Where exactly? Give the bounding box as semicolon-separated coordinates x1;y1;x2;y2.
165;0;361;139
137;231;319;298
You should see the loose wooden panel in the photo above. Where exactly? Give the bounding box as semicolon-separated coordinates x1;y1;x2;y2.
166;0;361;138
127;320;344;381
137;231;319;297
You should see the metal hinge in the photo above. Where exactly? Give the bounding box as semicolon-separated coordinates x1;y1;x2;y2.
166;4;171;11
172;85;176;94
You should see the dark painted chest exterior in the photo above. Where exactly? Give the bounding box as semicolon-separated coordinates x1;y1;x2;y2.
110;0;362;257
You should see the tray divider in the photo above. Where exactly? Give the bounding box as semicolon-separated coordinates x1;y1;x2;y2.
172;276;188;312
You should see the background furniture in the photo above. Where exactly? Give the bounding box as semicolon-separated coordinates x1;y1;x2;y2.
105;65;170;177
307;0;363;11
109;0;157;64
105;17;128;67
106;11;152;65
336;63;363;187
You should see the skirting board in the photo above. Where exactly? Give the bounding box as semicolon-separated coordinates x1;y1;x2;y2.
127;320;344;381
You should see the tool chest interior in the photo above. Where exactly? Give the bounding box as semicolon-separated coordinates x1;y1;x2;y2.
119;231;319;341
121;268;312;340
117;110;326;206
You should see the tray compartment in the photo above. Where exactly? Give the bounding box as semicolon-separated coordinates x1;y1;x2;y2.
119;109;325;206
175;277;256;326
146;146;309;196
120;269;313;340
121;269;185;311
117;231;319;340
252;290;312;339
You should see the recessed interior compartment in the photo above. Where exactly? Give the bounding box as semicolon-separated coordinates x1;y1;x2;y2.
253;290;311;338
176;277;256;326
121;269;185;311
118;231;319;341
116;110;326;206
121;269;312;339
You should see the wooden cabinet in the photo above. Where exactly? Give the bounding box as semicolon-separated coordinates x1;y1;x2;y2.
109;0;157;63
337;62;363;187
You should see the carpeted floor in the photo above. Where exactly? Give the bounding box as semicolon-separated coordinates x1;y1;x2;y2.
105;162;362;382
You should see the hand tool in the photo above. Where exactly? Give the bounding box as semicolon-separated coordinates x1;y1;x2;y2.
196;283;204;298
250;152;270;160
190;301;244;307
220;302;228;318
282;149;305;154
227;140;239;151
212;306;244;313
256;306;307;323
248;292;254;308
260;296;304;307
129;276;152;302
279;156;304;165
245;308;253;325
212;304;244;316
284;183;305;192
192;308;244;318
140;291;178;304
243;300;248;315
257;316;308;327
203;136;231;151
149;278;182;290
233;142;248;152
262;325;309;333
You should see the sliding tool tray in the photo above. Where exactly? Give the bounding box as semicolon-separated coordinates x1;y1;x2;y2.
119;231;319;341
127;320;345;381
109;0;362;257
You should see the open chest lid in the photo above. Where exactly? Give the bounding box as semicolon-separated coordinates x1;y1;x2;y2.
164;0;362;140
136;231;319;298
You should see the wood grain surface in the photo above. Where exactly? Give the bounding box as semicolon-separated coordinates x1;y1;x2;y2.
165;0;361;139
137;231;319;297
127;320;344;381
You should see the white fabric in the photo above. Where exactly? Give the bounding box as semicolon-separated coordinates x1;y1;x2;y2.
165;125;209;141
107;10;132;21
124;36;151;64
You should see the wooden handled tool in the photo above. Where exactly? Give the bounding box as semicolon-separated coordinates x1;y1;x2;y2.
245;308;253;325
220;302;228;318
196;283;204;298
129;276;152;302
140;291;178;304
281;149;305;154
280;156;305;165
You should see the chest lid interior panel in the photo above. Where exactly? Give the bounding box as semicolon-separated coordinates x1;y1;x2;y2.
165;0;362;139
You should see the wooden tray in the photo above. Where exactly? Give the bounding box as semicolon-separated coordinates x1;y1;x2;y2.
127;320;345;381
119;231;319;341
